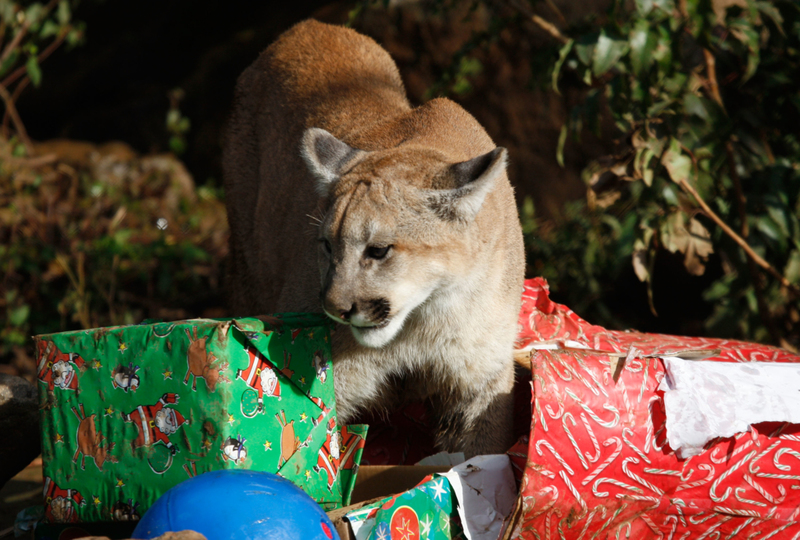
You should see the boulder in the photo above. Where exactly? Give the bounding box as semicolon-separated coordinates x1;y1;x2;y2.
77;532;207;540
0;374;41;489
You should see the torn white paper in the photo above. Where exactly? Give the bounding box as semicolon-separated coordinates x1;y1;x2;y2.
658;357;800;458
443;454;517;540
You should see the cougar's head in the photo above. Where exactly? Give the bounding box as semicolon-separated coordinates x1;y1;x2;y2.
301;127;507;348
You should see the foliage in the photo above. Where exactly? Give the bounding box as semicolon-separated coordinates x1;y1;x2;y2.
549;0;800;348
390;0;800;349
0;138;229;376
0;0;85;152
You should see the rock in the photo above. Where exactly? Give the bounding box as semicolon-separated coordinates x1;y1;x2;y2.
0;374;41;489
77;531;207;540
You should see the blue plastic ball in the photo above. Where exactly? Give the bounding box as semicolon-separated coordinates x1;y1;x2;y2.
132;470;339;540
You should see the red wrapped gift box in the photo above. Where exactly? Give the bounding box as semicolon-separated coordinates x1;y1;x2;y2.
506;278;800;540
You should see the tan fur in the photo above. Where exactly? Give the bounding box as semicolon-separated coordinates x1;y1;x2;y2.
223;20;525;456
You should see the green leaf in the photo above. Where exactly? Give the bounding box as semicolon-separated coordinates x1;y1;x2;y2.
684;93;710;121
786;250;800;285
552;39;574;94
592;32;629;77
9;304;30;327
630;21;656;76
57;0;70;25
26;55;42;87
41;19;59;38
661;138;692;183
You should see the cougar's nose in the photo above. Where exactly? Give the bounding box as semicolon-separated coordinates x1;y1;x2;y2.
322;293;356;323
339;305;356;322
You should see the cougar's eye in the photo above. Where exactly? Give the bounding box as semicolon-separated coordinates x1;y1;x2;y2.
320;239;332;255
365;245;391;260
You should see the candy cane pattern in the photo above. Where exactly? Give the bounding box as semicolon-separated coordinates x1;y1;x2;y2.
536;440;575;476
592;477;643;498
621;457;664;496
748;440;782;474
724;517;754;540
512;278;800;540
623;427;652;465
743;473;786;505
582;437;623;486
709;451;757;502
564;388;619;429
580;413;601;463
562;413;589;470
733;487;767;507
676;463;716;492
559;470;588;518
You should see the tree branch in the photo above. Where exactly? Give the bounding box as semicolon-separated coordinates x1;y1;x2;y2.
497;0;569;44
0;82;33;155
1;28;68;89
677;176;800;299
0;0;59;67
2;75;28;135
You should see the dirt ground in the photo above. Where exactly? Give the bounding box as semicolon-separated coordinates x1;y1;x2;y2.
0;457;42;539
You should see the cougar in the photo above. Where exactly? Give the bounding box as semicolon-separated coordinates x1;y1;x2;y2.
223;20;525;456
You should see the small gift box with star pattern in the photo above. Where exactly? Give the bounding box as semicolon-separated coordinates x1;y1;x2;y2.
346;474;466;540
35;313;367;524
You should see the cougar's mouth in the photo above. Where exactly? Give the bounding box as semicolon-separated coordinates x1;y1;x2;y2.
322;308;391;329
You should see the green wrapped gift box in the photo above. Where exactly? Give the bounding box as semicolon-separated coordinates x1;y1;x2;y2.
35;313;367;523
346;474;466;540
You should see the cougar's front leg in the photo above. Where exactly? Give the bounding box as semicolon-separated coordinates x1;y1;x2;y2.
431;361;515;458
332;348;396;424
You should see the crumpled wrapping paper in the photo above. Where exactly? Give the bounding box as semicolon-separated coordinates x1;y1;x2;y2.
506;278;800;540
660;358;800;458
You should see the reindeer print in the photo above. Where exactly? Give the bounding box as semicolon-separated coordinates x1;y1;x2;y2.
184;327;229;392
72;404;116;471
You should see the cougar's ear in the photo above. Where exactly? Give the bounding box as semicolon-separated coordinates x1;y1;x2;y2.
428;147;508;222
301;127;362;197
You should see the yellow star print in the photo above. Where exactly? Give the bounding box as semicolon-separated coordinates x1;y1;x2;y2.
116;479;125;488
299;376;307;385
263;440;272;451
304;470;312;480
300;412;308;422
93;496;101;506
163;370;173;380
54;433;64;443
202;439;212;451
104;406;114;416
92;360;101;369
118;342;128;352
227;414;235;426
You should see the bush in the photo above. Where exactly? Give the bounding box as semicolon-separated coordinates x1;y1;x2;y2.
0;138;229;378
360;0;800;350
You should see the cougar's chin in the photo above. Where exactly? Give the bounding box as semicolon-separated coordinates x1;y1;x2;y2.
350;315;405;348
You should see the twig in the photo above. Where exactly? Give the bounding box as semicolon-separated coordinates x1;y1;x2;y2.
703;49;726;114
0;0;58;67
1;28;69;89
498;0;569;44
0;82;33;154
677;177;800;299
726;141;779;340
2;74;29;135
543;0;567;26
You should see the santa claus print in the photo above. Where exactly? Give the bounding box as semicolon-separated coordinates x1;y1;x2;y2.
313;350;329;384
313;421;365;491
111;362;140;392
236;346;281;412
42;477;84;523
122;393;187;455
37;340;86;392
